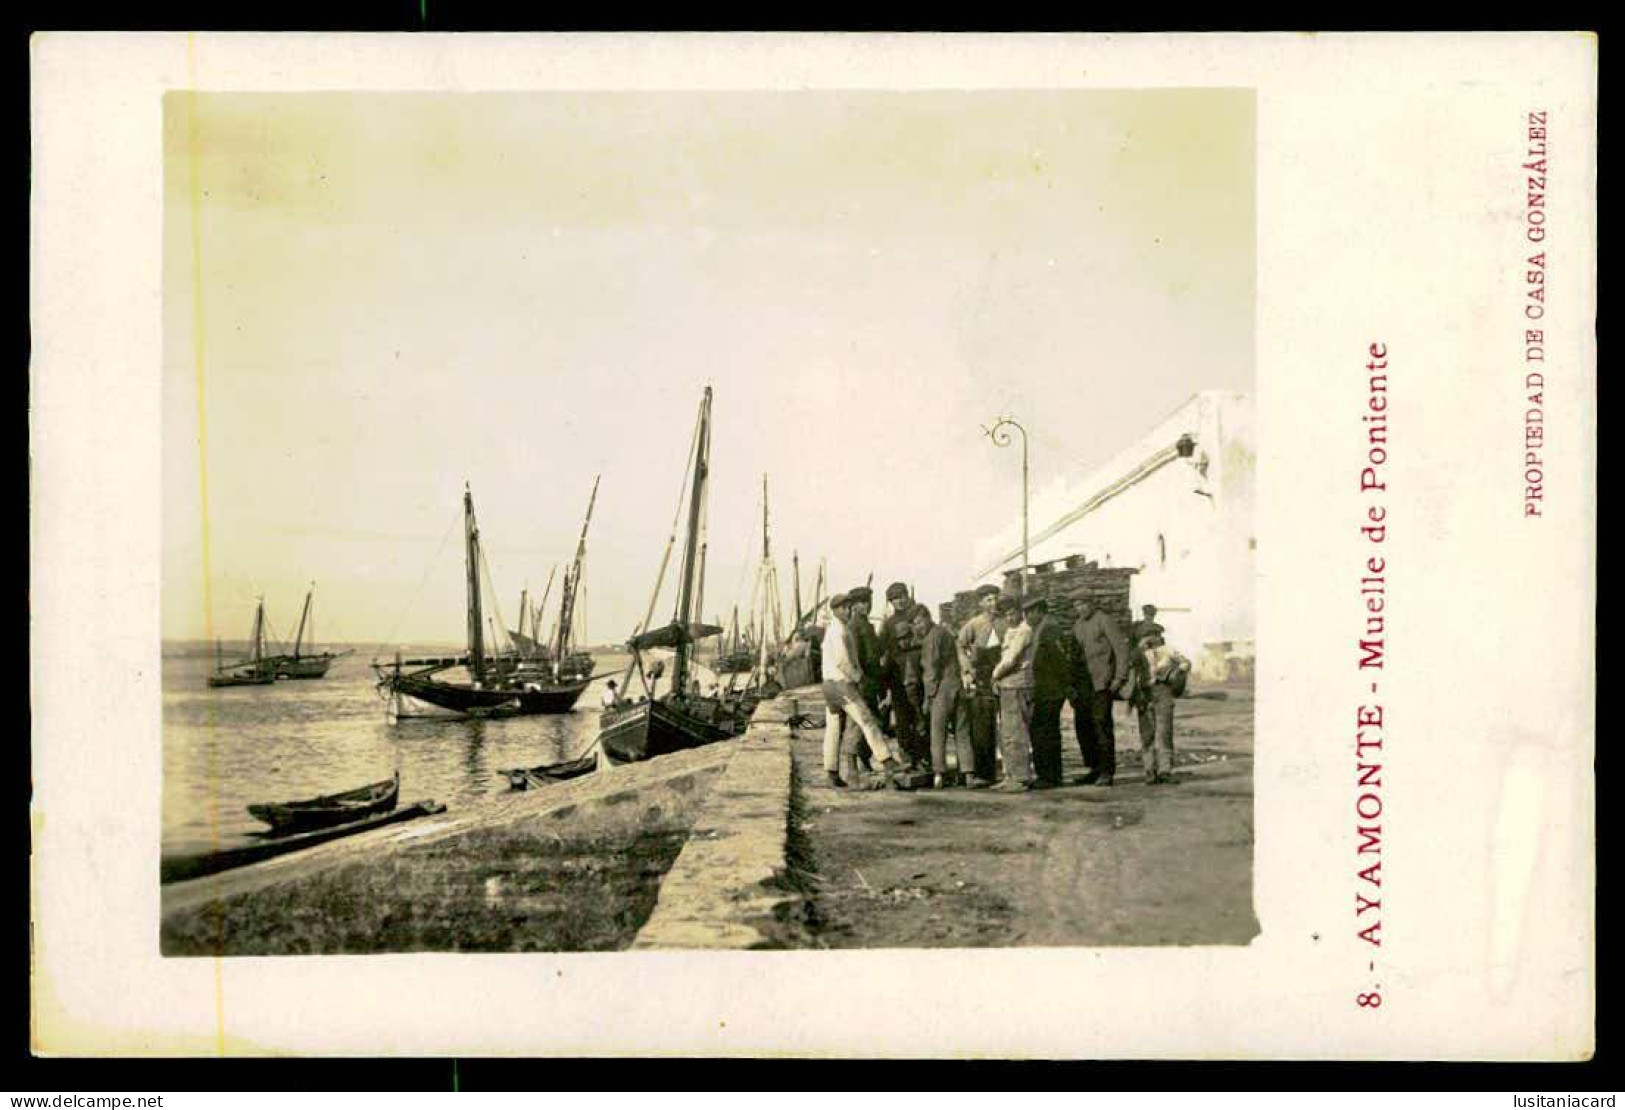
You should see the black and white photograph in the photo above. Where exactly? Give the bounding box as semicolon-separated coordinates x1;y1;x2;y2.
156;89;1257;954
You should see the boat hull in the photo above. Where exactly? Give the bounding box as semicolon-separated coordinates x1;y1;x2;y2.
164;800;443;883
385;674;521;716
247;776;400;835
513;681;592;714
502;751;599;790
598;697;745;763
272;655;336;679
208;672;275;688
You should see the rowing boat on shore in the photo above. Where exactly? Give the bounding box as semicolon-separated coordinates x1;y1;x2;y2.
501;751;600;790
247;772;400;835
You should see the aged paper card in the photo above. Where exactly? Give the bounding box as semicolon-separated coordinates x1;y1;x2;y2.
30;33;1594;1058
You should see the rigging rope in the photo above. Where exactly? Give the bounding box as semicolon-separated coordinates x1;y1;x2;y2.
260;610;287;654
620;400;703;691
378;509;462;652
651;409;702;632
478;542;514;656
574;570;587;651
729;480;761;627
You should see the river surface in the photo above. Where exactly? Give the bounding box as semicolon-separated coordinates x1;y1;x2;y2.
161;645;632;856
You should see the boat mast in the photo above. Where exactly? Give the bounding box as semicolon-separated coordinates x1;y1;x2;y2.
792;551;802;633
293;586;313;660
554;474;601;674
757;473;772;677
252;598;265;664
536;565;557;648
518;587;528;644
672;388;712;697
464;484;486;684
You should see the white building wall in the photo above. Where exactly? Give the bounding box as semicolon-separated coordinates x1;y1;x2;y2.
972;391;1254;681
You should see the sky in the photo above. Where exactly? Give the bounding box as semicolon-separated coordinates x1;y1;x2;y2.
162;90;1254;648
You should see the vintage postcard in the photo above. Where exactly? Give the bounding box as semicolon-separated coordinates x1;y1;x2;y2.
30;33;1594;1058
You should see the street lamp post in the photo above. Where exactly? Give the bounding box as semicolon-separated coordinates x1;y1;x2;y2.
984;416;1029;599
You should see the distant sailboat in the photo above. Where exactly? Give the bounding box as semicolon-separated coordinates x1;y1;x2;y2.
713;603;755;674
268;584;354;679
207;599;277;687
712;475;785;694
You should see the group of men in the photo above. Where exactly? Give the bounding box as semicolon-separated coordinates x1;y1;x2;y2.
817;580;1191;793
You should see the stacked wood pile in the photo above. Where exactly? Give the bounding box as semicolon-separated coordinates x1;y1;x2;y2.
939;556;1137;634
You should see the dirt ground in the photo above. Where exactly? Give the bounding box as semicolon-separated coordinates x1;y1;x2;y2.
787;682;1258;948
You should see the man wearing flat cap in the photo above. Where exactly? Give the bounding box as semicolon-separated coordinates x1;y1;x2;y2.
951;584;1004;786
1131;604;1166;646
912;603;960;789
988;595;1044;790
1025;595;1073;788
1069;588;1132;787
820;591;904;789
878;581;927;769
844;586;885;757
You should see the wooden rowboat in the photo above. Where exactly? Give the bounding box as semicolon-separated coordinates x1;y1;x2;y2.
501;751;599;791
163;798;445;884
247;771;400;835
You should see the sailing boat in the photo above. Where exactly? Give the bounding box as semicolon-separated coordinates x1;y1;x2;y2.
269;584;354;679
714;476;784;679
598;387;750;763
713;603;755;674
506;568;553;657
376;483;599;718
743;472;785;697
506;476;600;713
375;485;528;717
207;598;277;687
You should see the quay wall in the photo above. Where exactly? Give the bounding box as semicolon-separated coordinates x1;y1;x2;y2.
161;690;816;955
161;743;733;955
632;689;816;950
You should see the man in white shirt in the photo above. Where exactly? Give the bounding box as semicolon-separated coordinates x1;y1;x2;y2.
950;584;1004;787
822;592;902;789
600;679;622;711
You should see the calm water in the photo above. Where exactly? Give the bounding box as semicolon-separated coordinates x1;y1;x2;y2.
161;645;629;856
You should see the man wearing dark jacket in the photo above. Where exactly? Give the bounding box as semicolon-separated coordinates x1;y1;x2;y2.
878;581;926;768
913;604;961;788
1027;597;1073;788
1069;589;1132;786
846;586;884;767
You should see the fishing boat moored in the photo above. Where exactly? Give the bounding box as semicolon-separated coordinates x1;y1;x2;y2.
268;583;354;679
597;387;755;765
375;481;601;719
207;599;278;687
